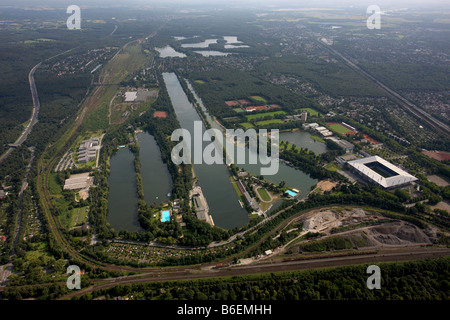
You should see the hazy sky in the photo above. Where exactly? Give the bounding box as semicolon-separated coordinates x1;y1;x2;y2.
1;0;449;8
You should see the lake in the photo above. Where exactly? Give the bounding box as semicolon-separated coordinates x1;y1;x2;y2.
155;46;186;58
137;131;173;206
107;147;142;232
279;130;327;155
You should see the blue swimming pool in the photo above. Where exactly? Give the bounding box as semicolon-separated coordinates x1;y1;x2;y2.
161;210;171;222
286;190;297;197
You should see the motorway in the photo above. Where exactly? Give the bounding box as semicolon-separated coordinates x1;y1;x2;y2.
0;62;41;163
316;38;450;138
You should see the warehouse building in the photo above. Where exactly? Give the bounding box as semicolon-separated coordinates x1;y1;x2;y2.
64;172;94;190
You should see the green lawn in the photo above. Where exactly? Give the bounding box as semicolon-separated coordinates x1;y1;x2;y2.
325;162;341;172
257;187;271;201
311;135;326;143
297;107;321;117
256;119;285;126
233;108;244;113
250;95;268;103
246;111;286;121
239;122;255;129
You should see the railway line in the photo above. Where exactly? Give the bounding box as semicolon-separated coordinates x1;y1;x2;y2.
58;247;450;300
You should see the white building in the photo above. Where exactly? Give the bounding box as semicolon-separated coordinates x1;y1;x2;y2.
347;155;417;189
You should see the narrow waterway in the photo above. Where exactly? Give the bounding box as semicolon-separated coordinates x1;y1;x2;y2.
163;72;248;229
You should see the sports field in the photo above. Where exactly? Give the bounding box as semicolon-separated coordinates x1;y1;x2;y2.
257;187;271;201
327;123;355;134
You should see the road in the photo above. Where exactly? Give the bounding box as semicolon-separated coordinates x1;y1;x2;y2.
0;62;41;163
316;38;450;138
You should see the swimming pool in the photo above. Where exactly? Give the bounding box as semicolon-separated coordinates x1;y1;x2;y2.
161;210;171;222
286;190;297;197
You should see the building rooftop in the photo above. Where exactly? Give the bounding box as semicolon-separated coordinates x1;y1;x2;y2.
347;155;417;189
64;173;94;190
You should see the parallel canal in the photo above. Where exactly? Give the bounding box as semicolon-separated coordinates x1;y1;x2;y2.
163;72;248;229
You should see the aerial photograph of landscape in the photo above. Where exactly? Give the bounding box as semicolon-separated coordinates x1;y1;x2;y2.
0;0;449;313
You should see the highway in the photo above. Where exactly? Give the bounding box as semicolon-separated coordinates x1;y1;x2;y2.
316;38;450;138
0;62;41;163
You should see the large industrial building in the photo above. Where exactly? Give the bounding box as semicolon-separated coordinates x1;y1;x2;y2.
77;138;100;163
347;155;417;189
63;172;94;190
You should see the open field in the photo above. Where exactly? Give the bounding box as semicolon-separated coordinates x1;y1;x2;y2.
327;123;355;135
250;95;268;103
298;107;321;117
246;111;286;121
256;187;271;202
239;122;254;129
256;119;285;126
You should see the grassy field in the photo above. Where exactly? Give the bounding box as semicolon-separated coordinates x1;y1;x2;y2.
250;95;268;103
239;122;255;129
325;162;341;172
298;108;321;117
311;135;326;143
246;111;286;121
328;123;354;134
233;108;244;113
256;119;285;126
256;187;271;201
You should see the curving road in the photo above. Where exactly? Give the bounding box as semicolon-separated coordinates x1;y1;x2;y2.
0;62;41;163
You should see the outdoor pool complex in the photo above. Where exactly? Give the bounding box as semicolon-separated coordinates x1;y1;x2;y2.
286;190;297;197
161;210;171;222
